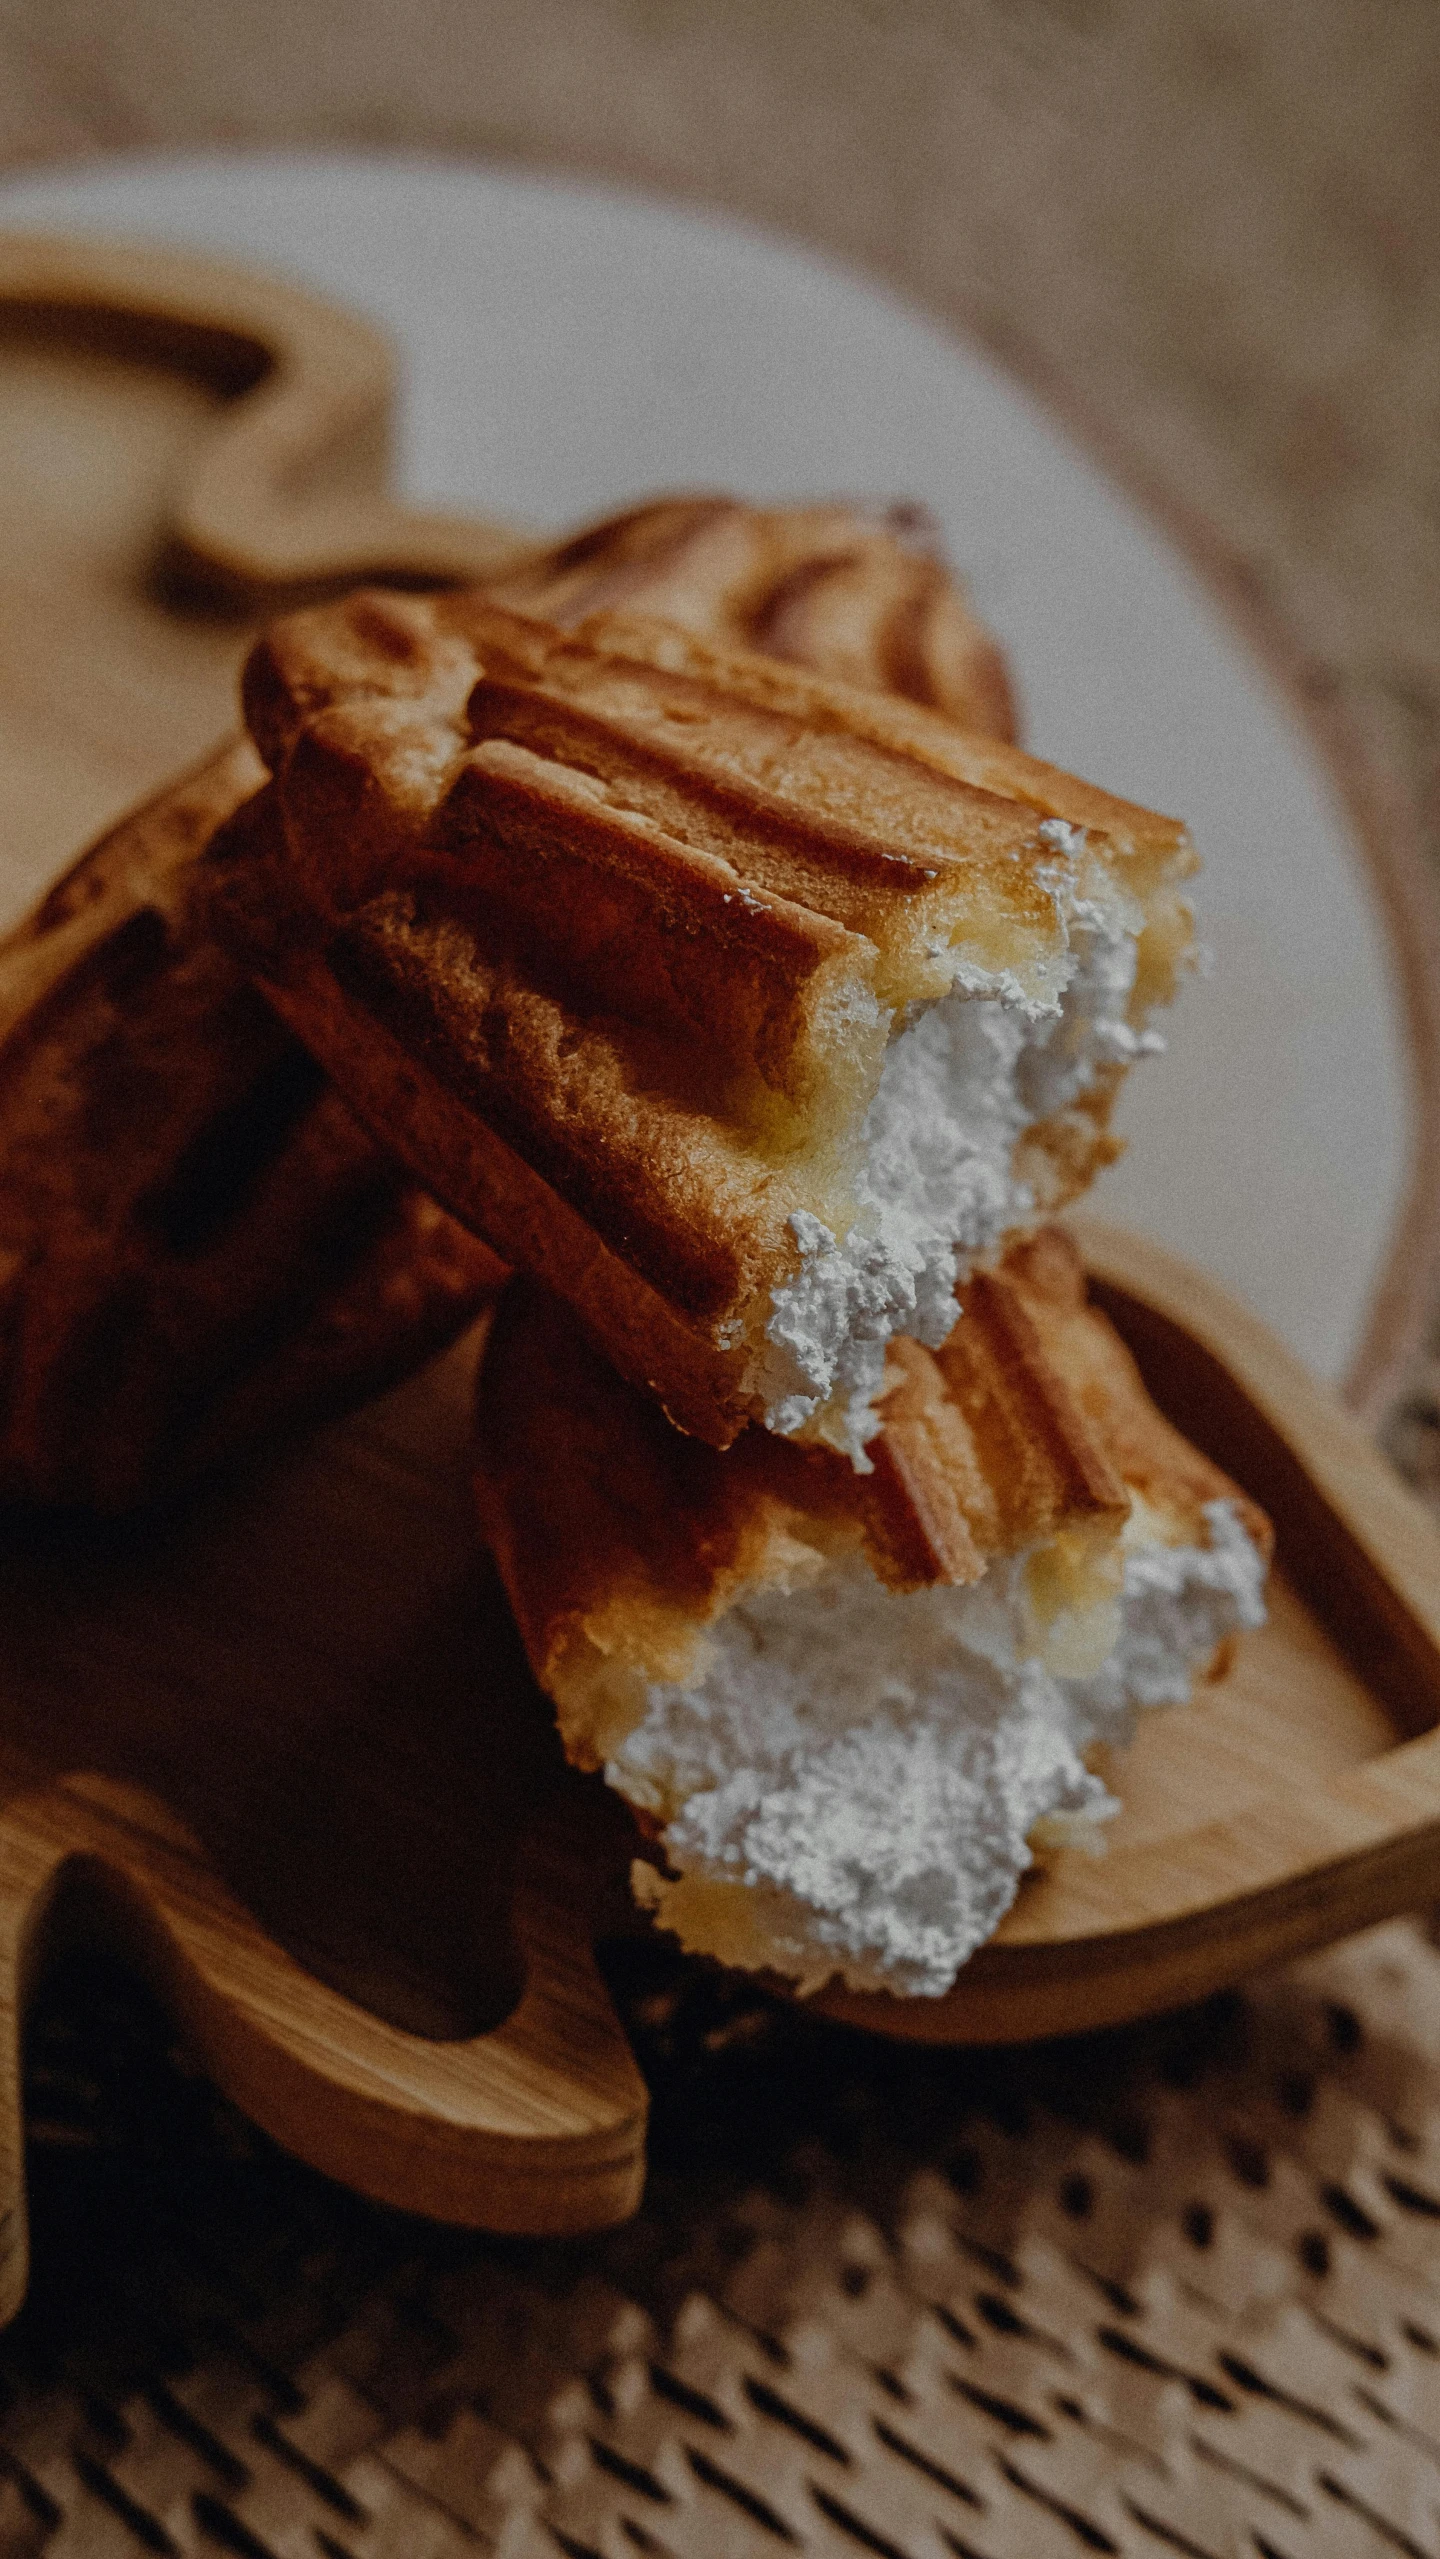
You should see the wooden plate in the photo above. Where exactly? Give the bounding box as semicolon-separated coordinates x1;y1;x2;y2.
0;233;1438;2317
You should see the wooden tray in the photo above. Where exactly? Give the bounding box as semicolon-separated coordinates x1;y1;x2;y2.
1;233;1439;2320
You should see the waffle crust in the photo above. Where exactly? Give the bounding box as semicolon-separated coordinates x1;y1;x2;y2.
211;581;1197;1446
473;1226;1271;1762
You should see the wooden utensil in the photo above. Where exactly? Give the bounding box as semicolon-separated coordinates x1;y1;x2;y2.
1;232;1438;2318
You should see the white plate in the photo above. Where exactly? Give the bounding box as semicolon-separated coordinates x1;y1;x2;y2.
0;151;1410;1386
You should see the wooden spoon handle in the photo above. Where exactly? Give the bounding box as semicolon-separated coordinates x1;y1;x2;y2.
0;1773;647;2312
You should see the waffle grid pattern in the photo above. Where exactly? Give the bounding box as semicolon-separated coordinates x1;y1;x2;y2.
10;1915;1440;2556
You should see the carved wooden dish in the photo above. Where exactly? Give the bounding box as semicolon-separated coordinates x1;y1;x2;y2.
0;232;1437;2319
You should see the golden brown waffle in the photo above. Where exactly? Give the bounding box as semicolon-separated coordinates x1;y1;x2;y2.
0;742;507;1510
488;491;1018;734
0;495;1019;1510
473;1227;1270;1763
472;1229;1272;1995
210;587;1196;1448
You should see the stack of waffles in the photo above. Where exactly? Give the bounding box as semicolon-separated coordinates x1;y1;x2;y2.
0;494;1270;1999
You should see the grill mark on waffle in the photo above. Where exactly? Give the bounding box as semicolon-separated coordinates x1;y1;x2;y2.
751;547;974;718
936;1253;1130;1551
219;539;1192;1447
468;613;1055;900
267;609;1060;1037
258;596;1073;1006
500;494;756;631
747;549;865;668
490;492;1021;741
454;673;969;1052
0;744;504;1510
879;568;953;709
433;739;876;1124
326;904;784;1323
861;1336;993;1586
543;494;737;579
576;611;1192;878
463;674;941;909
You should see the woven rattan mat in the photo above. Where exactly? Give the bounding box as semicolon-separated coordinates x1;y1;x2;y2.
11;1899;1440;2558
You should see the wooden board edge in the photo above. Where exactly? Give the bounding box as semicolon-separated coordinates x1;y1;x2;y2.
1068;1213;1440;1649
818;1800;1440;2048
0;1778;649;2249
0;228;536;599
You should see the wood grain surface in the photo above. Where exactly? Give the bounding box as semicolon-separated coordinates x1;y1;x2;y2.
0;226;1438;2310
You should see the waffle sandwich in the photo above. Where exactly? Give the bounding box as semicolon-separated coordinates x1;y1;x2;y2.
0;495;1012;1509
475;1229;1272;1996
208;585;1196;1460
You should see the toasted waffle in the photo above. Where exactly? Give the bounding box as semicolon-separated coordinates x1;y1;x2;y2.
474;1229;1273;1995
210;584;1197;1455
1;496;1015;1509
0;742;506;1510
487;494;1017;736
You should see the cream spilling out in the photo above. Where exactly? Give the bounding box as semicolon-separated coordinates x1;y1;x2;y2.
761;826;1165;1462
474;1229;1275;2003
625;1500;1267;1997
228;581;1200;1456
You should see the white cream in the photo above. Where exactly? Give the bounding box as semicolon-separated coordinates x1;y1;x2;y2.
760;833;1163;1463
622;1499;1267;1998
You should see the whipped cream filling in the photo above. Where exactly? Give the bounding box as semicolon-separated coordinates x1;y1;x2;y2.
622;1498;1266;1998
760;836;1163;1463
